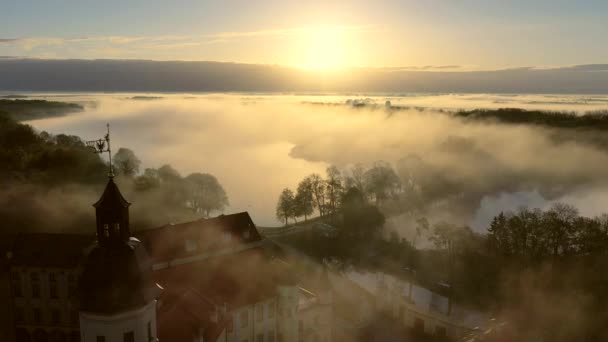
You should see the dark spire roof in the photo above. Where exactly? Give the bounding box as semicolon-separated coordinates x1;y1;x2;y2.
80;237;161;314
93;177;130;209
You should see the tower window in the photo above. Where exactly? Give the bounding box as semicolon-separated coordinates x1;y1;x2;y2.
124;331;135;342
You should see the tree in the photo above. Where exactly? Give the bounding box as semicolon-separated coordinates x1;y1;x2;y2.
157;164;181;182
307;173;327;217
543;202;578;260
113;147;141;177
295;178;314;221
414;217;429;248
325;166;343;215
364;161;401;205
344;164;367;195
185;173;229;217
134;168;160;191
276;188;296;226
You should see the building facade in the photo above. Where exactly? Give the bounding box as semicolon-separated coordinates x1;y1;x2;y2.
6;178;333;342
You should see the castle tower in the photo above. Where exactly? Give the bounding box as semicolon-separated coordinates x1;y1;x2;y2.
79;178;161;342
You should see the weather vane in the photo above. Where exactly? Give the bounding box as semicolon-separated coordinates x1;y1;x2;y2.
86;123;114;177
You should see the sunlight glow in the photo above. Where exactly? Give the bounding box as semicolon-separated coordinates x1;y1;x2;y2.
301;26;347;71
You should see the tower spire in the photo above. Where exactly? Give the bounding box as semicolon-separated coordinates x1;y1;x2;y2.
86;123;114;178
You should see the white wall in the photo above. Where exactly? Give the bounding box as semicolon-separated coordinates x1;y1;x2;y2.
79;300;157;342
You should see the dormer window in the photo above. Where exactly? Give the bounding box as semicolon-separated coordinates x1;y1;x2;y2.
185;239;198;252
223;232;232;242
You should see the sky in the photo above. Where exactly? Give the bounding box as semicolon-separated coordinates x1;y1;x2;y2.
1;0;608;70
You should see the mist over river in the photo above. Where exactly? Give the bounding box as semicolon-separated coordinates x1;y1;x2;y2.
15;92;608;228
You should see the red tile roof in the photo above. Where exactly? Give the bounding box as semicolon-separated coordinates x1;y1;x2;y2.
153;247;295;310
138;212;262;264
8;212;263;268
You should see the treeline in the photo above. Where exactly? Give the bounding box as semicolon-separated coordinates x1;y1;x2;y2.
0;99;83;121
409;203;608;341
454;107;608;129
275;162;401;225
112;148;229;218
0;113;229;234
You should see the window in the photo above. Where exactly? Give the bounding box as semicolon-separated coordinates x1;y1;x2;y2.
256;333;264;342
185;239;197;252
147;321;152;341
240;310;249;328
12;272;22;297
49;274;59;299
33;308;42;323
124;331;135;342
15;306;25;323
227;318;234;332
114;223;120;234
97;336;106;342
68;274;76;297
243;230;251;239
268;302;275;319
51;308;60;324
70;309;79;324
414;318;424;332
31;272;40;298
299;320;303;333
50;283;58;299
435;326;447;337
256;304;263;322
103;224;110;238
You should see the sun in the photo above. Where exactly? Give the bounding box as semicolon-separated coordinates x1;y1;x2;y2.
302;27;347;71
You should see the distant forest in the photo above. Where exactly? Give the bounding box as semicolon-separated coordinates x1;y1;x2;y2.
0;99;83;121
454;107;608;129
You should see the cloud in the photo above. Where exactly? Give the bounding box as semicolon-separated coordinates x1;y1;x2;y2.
0;38;20;43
